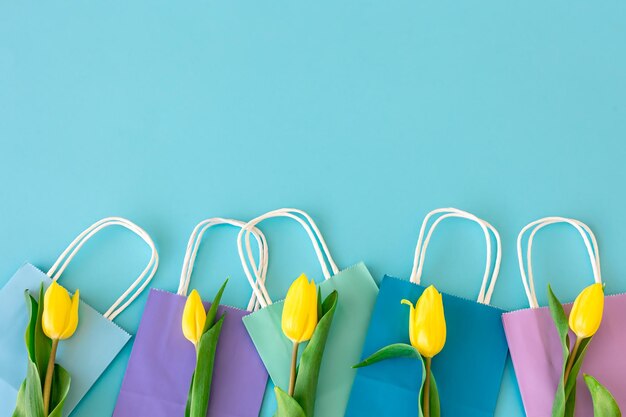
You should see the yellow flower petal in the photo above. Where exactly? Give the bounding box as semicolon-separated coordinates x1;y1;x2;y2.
59;290;80;340
282;274;318;343
406;285;446;358
182;289;206;345
569;283;604;339
401;299;417;348
43;282;75;340
299;280;319;341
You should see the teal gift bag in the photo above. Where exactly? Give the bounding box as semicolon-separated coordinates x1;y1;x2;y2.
0;217;158;417
346;208;509;417
239;209;379;417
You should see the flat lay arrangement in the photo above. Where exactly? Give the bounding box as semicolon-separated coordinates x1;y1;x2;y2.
1;208;623;417
4;2;623;416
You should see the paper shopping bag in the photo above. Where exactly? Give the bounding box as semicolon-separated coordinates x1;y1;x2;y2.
113;218;268;417
346;208;508;417
0;217;158;417
503;217;626;417
239;209;379;417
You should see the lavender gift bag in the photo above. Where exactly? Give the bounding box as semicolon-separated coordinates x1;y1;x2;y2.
113;218;269;417
502;217;626;417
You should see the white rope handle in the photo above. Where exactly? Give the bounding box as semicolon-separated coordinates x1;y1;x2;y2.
177;218;270;312
237;208;339;309
410;208;502;305
518;216;601;309
47;217;159;321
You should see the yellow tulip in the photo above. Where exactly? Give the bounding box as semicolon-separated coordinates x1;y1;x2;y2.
42;282;80;415
282;274;318;343
42;282;80;340
182;289;207;346
282;274;318;396
401;285;446;358
569;283;604;339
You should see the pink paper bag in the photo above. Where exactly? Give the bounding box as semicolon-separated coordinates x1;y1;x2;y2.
502;217;626;417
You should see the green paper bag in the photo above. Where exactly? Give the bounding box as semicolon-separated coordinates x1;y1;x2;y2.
238;209;379;417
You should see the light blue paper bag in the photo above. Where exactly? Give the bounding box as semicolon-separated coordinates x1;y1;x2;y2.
0;217;158;417
346;208;509;417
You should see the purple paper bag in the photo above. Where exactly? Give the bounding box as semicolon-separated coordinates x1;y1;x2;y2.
113;218;269;417
503;295;626;417
113;290;267;417
502;217;626;417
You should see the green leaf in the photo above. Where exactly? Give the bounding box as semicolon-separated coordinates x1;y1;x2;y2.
35;284;52;387
548;284;571;417
24;284;52;387
189;315;225;417
292;291;338;417
316;287;322;326
15;285;71;417
584;374;622;417
563;379;576;417
185;280;228;417
274;386;306;417
429;373;440;417
353;343;421;368
184;372;194;417
24;291;37;363
203;279;228;333
48;364;71;417
12;359;45;417
11;381;28;417
353;342;440;417
563;336;592;417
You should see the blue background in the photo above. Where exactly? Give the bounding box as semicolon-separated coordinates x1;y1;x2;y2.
1;2;625;416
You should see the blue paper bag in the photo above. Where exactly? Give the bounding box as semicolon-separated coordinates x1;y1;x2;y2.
0;217;158;417
346;208;508;417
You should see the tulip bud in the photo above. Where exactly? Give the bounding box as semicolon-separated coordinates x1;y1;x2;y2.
281;274;318;343
569;283;604;339
182;289;207;346
401;285;446;358
42;282;80;340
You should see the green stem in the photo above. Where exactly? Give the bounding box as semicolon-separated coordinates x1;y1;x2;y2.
564;337;582;383
43;339;59;416
424;357;431;417
288;342;299;396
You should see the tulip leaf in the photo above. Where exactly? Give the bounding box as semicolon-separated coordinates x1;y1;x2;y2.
203;278;228;334
563;382;576;417
292;290;338;417
15;285;72;417
184;372;194;417
564;337;592;399
274;386;307;417
584;374;622;417
186;279;228;417
12;359;45;417
353;342;440;417
48;364;71;417
24;291;37;362
548;284;571;417
188;314;225;417
35;284;52;386
428;373;441;417
353;343;420;368
316;287;322;325
24;285;52;386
